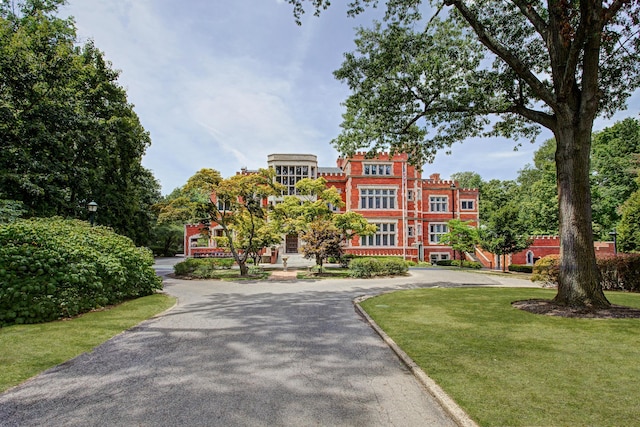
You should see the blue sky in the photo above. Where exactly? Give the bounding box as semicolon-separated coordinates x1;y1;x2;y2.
60;0;639;194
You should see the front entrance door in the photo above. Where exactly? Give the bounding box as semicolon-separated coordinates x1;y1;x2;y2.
285;234;298;254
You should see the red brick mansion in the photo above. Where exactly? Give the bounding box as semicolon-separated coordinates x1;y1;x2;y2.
185;152;479;263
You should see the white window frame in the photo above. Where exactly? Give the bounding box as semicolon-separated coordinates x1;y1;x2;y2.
407;190;414;201
407;225;414;237
429;223;449;244
461;199;475;210
361;222;397;247
417;223;422;236
359;186;397;210
526;251;535;265
363;163;392;176
429;196;449;212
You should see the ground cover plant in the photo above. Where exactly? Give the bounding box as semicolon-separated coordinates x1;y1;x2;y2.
0;218;163;326
360;288;640;427
0;293;175;393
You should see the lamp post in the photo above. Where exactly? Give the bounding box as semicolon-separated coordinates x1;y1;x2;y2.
87;201;98;226
609;229;618;255
450;182;456;219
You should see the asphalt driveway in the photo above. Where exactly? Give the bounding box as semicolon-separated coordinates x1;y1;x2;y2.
0;267;532;426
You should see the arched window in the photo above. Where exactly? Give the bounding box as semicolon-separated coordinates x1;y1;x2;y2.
526;251;534;265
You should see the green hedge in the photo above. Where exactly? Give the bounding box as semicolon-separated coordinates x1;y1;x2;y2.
509;264;534;273
349;257;408;278
0;218;162;326
174;257;234;278
532;254;640;292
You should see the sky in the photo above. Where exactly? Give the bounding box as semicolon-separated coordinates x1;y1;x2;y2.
59;0;640;194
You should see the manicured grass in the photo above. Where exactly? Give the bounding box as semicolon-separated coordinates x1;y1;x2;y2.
0;293;175;393
360;288;640;427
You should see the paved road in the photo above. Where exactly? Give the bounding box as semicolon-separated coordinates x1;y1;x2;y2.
0;266;534;426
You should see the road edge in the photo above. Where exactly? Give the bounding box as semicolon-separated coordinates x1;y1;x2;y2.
353;295;479;427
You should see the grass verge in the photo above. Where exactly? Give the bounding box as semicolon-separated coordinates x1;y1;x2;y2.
0;293;175;393
360;288;640;427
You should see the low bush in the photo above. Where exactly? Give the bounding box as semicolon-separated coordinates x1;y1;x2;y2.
349;257;408;278
509;264;533;273
339;254;356;268
436;259;482;269
174;257;234;278
0;218;162;326
598;254;640;292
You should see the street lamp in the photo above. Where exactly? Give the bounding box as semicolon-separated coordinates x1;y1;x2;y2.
450;182;456;219
609;229;618;255
87;201;98;226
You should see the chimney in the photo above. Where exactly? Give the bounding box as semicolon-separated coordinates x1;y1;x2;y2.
429;173;441;180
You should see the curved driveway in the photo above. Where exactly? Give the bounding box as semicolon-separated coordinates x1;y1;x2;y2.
0;267;532;426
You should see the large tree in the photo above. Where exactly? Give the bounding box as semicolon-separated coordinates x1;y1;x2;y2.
287;0;640;308
0;0;160;245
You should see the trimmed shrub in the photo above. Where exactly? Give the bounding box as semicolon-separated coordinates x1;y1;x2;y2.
339;254;356;268
349;257;408;278
436;259;482;269
174;257;234;278
509;264;534;273
531;255;560;286
379;258;409;275
0;218;162;326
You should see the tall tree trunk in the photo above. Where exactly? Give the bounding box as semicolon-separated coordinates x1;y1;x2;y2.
553;120;610;308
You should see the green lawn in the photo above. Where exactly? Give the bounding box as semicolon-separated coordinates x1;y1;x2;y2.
360;288;640;427
0;293;175;393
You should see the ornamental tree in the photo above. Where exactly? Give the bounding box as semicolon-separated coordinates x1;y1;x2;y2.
440;219;479;266
286;0;640;308
158;168;282;276
479;202;532;272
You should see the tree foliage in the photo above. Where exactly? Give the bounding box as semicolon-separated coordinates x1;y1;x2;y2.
617;176;640;253
440;219;479;264
479;202;532;272
591;118;640;237
0;0;160;245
